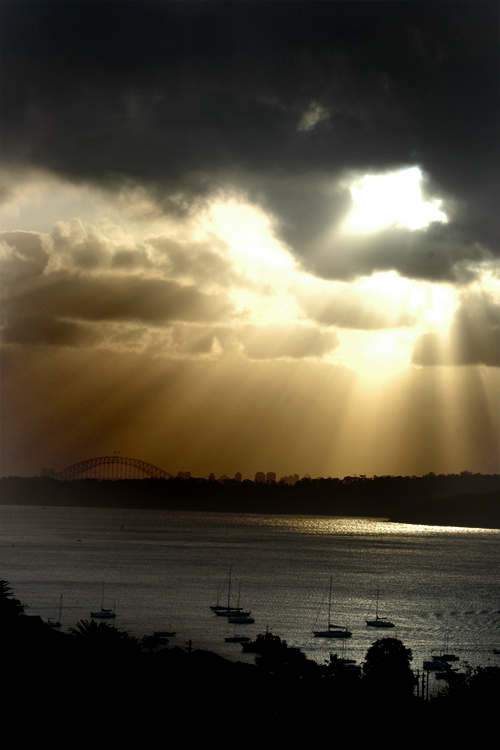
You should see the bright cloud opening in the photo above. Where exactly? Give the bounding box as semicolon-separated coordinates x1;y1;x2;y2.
342;166;448;233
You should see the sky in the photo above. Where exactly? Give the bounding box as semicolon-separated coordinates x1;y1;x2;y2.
1;1;499;480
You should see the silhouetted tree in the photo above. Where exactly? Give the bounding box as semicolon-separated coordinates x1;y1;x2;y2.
255;644;319;678
363;637;416;696
0;579;25;620
445;664;500;713
69;619;142;655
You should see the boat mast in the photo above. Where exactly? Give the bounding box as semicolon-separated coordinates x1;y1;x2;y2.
227;566;232;611
328;577;333;629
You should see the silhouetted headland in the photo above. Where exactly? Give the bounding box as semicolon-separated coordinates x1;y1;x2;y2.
2;580;498;741
1;473;499;529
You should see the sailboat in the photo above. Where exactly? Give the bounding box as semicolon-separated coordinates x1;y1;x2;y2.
210;577;224;611
313;577;352;638
432;622;459;663
90;582;116;618
228;580;254;623
225;630;251;643
45;594;63;628
213;568;251;617
366;586;394;628
225;605;251;643
210;568;242;614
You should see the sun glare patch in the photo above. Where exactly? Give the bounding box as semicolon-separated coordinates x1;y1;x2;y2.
343;167;448;233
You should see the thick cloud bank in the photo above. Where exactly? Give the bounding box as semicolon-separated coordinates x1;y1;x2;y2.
1;2;498;282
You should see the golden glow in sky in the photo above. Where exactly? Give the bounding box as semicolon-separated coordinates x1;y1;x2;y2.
0;171;498;479
1;3;498;482
343;167;448;232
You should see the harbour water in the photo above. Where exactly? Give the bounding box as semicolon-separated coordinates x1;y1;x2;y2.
1;505;499;678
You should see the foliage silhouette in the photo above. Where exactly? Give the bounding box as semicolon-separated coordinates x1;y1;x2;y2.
69;618;142;654
363;637;416;695
0;579;25;619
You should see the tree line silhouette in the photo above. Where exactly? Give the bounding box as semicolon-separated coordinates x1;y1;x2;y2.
1;472;499;527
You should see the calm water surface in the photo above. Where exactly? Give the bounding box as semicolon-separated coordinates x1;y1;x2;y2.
1;505;499;677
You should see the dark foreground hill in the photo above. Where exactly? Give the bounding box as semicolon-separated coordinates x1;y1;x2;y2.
2;582;499;743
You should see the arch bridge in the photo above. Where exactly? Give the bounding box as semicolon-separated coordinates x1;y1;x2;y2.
56;456;174;481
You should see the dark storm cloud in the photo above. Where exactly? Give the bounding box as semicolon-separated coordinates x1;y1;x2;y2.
2;314;103;348
412;292;500;367
1;2;498;281
309;223;494;283
4;274;233;326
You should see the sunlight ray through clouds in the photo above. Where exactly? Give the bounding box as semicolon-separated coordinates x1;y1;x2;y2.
342;167;448;233
1;2;498;478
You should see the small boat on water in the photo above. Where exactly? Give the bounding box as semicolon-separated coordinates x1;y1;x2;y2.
225;623;251;643
366;586;394;628
313;578;352;638
432;653;459;663
423;660;447;671
215;608;251;617
228;615;254;624
225;635;251;643
432;624;459;662
91;609;116;619
225;615;252;643
241;629;298;654
90;582;116;619
45;594;63;628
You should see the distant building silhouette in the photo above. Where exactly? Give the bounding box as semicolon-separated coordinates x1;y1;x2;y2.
176;471;191;480
255;471;265;483
266;472;276;483
234;472;242;482
209;473;216;481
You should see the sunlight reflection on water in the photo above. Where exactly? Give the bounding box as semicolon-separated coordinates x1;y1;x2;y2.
225;514;489;538
1;505;499;681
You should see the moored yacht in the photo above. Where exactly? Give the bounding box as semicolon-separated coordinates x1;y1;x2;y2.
313;578;352;638
91;582;116;619
366;587;394;628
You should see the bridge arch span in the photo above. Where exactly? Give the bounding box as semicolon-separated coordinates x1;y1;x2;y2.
56;456;174;481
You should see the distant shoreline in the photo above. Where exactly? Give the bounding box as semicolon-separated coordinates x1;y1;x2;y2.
1;474;498;530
